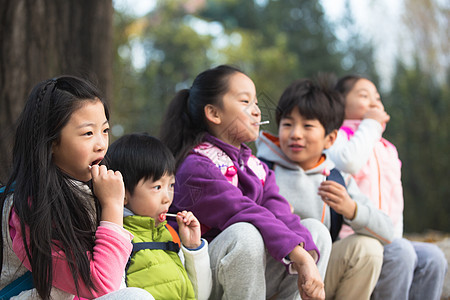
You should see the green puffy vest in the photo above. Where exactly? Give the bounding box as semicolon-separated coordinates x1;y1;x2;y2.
124;215;196;300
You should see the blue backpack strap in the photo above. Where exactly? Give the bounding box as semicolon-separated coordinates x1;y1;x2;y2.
1;183;33;298
0;182;15;194
0;271;34;299
327;168;346;242
132;241;180;254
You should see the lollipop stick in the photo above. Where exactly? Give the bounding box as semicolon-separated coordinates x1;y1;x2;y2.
257;120;270;125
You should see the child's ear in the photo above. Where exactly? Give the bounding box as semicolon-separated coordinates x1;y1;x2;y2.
324;129;338;149
204;104;222;125
124;190;131;206
51;140;59;154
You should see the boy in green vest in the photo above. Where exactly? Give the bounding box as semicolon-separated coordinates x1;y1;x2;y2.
105;133;211;300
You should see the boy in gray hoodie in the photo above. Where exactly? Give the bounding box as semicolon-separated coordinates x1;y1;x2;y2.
256;78;394;300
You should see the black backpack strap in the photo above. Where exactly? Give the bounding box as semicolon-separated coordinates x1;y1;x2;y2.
327;168;346;187
258;157;274;170
132;241;180;254
329;208;343;242
327;168;346;242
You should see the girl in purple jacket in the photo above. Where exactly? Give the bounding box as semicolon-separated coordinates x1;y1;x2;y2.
161;65;330;300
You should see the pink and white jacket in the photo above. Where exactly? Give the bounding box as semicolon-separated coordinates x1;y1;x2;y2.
327;119;404;239
5;181;134;299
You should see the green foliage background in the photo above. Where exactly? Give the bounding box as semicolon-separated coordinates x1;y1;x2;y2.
112;0;449;233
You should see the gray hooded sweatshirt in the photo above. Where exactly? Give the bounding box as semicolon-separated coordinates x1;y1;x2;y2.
256;131;393;245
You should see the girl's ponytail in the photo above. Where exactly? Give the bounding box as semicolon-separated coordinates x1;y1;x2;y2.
160;89;205;167
160;65;243;168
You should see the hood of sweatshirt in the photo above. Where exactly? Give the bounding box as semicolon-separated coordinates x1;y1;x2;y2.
256;131;396;243
255;131;337;227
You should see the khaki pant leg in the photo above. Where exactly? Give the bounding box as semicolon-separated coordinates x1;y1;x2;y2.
324;234;383;300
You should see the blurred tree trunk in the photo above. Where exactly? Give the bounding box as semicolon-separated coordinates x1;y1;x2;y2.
0;0;113;183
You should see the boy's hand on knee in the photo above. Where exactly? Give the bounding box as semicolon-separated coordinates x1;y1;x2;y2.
177;210;202;249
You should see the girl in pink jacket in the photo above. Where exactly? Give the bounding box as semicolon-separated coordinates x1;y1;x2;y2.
327;75;447;300
0;76;153;299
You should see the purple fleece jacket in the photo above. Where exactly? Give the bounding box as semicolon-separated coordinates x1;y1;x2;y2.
171;133;319;263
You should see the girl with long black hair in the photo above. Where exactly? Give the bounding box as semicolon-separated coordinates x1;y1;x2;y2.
0;76;152;299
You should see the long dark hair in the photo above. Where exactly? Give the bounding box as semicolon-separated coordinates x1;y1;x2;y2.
0;76;108;299
160;65;243;167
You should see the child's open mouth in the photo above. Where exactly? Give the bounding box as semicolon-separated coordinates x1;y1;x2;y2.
90;159;103;167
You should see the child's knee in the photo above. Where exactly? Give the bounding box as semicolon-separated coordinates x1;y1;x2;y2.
100;287;155;299
413;241;448;274
126;287;155;299
336;235;384;267
428;244;447;273
384;238;417;270
212;222;265;262
343;235;384;279
232;222;265;259
301;218;332;246
353;235;383;261
301;218;332;256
